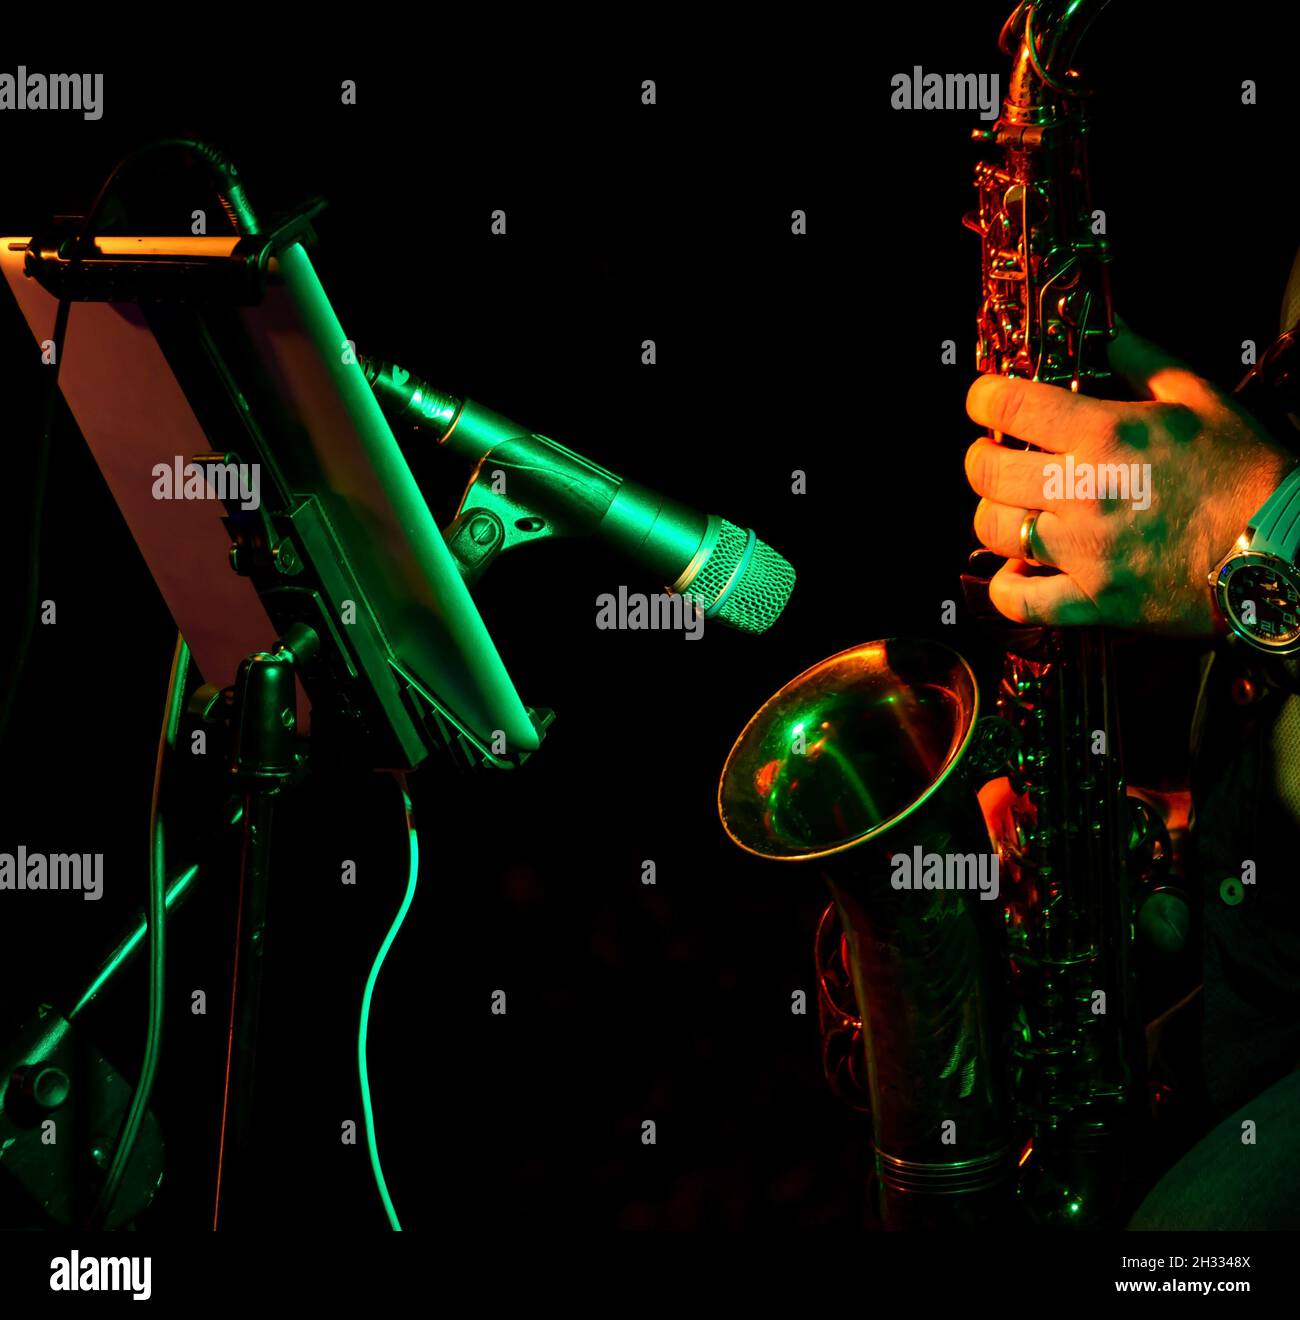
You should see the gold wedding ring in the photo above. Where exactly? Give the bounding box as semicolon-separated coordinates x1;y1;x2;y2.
1019;510;1045;566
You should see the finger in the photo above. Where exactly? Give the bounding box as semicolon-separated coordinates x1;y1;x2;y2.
973;499;1067;567
965;437;1072;509
987;558;1100;627
1109;318;1222;412
966;374;1126;452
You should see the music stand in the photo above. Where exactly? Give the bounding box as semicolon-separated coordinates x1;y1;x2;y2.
1;215;549;1224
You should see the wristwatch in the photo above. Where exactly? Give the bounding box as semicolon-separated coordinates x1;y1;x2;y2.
1210;463;1300;653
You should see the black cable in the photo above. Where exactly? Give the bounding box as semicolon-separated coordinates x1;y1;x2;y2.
58;138;260;1227
88;636;189;1227
0;296;69;750
0;138;257;754
75;137;259;248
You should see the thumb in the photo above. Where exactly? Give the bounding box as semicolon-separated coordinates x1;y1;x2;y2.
1109;315;1221;411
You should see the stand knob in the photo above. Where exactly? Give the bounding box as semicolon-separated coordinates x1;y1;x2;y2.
5;1064;72;1124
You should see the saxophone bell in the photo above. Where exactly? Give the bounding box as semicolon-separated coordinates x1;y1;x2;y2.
718;639;1017;1228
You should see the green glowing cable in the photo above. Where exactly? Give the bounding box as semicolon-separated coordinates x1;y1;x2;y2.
358;772;418;1231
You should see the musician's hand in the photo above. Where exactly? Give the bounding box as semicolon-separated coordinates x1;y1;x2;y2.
964;322;1295;633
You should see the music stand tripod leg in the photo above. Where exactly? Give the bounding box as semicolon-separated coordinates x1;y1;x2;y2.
212;626;315;1229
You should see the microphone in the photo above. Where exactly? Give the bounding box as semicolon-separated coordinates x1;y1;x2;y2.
360;356;795;634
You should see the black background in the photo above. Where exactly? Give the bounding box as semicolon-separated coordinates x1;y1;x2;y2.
0;5;1297;1234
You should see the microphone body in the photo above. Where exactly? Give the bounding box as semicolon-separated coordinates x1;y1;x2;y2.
361;357;794;634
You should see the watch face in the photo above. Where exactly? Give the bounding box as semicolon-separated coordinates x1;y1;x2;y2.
1215;553;1300;651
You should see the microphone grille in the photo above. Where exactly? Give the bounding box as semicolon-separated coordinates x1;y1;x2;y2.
684;519;795;635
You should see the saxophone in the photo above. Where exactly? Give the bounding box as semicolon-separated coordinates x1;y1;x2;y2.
718;0;1158;1229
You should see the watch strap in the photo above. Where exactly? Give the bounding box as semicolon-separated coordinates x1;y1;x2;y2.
1251;463;1300;561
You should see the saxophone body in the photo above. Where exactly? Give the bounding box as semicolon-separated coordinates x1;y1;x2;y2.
967;0;1146;1227
719;0;1149;1229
